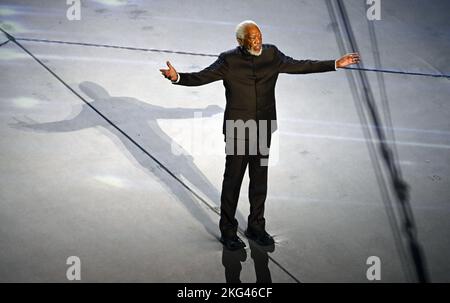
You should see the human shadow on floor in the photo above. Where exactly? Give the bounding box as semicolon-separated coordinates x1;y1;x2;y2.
10;81;248;240
222;240;274;283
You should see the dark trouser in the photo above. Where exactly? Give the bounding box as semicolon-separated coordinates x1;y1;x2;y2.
219;136;271;237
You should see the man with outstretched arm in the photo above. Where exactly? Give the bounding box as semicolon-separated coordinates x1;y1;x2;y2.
160;20;360;250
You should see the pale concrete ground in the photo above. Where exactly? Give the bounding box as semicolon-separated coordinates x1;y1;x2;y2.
0;0;449;282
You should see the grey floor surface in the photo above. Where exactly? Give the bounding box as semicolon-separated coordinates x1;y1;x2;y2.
0;0;449;282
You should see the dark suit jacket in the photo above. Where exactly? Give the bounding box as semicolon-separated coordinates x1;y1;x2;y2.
173;44;336;140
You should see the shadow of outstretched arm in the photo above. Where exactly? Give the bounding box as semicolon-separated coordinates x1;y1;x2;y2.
9;109;101;133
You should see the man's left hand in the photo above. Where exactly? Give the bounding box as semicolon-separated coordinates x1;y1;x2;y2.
336;52;361;68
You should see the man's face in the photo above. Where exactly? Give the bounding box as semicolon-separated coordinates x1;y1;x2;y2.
241;25;262;56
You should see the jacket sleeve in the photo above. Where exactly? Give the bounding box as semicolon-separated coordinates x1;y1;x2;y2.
275;46;336;74
173;54;227;86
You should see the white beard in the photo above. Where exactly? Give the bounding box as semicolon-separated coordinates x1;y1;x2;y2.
247;47;262;56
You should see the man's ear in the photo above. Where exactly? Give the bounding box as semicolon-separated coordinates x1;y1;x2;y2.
236;38;243;46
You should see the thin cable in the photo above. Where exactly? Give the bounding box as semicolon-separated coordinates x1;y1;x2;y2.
325;0;414;282
15;36;450;79
15;37;218;57
365;15;425;261
330;0;429;282
337;0;418;282
344;66;450;79
1;27;301;284
0;39;10;47
367;20;400;167
337;0;429;283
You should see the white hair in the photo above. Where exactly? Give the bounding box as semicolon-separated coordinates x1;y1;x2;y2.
235;20;259;41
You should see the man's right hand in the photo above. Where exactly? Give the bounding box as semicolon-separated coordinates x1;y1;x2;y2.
159;61;178;82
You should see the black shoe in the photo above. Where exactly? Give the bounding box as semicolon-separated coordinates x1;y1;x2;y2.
220;235;246;251
245;229;275;246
